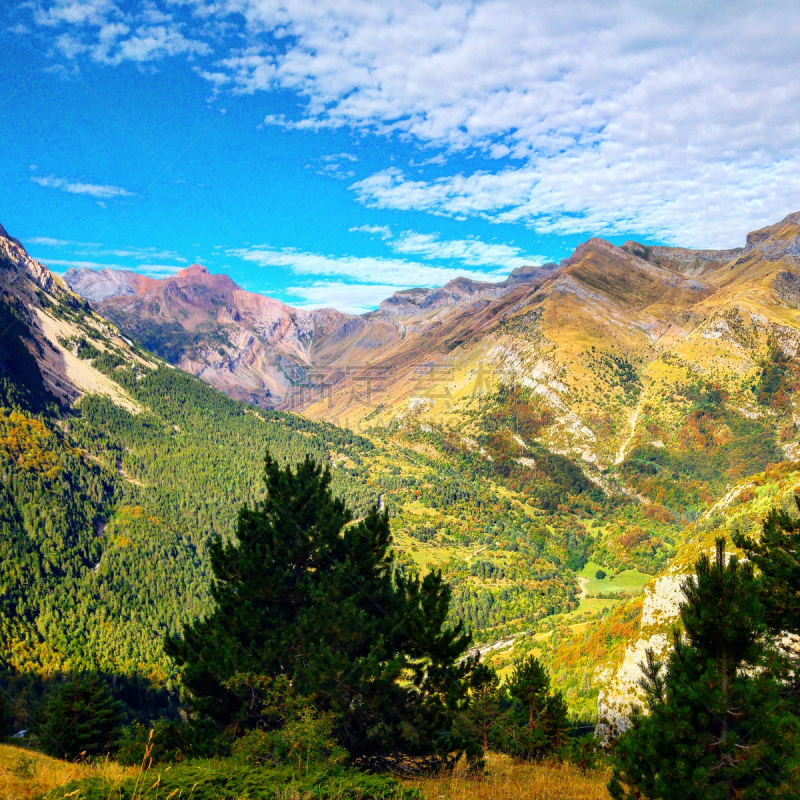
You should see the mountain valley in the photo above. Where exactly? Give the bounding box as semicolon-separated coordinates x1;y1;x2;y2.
3;212;800;729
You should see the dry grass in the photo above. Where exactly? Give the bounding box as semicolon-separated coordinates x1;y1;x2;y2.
0;745;610;800
405;753;611;800
0;744;136;800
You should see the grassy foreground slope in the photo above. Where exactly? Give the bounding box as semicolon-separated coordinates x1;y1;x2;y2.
0;743;610;800
0;744;134;800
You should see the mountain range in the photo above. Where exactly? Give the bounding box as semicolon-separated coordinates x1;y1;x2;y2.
62;260;551;412
3;212;800;726
64;212;800;477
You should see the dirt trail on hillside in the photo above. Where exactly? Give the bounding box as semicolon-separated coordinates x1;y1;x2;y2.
614;395;645;465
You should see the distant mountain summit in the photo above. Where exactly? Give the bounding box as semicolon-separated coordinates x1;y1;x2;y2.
62;256;545;408
56;212;800;472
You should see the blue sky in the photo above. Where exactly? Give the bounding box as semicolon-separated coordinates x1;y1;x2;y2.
2;1;799;313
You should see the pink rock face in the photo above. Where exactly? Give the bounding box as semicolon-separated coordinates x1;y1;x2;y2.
62;262;368;406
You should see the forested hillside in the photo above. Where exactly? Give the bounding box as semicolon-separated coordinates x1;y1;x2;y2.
0;350;389;725
5;215;800;736
2;350;623;691
1;224;637;731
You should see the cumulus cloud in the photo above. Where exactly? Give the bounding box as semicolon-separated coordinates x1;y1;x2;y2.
349;224;543;270
350;156;800;248
32;0;209;65
93;24;210;65
219;0;800;246
228;245;509;287
26;0;800;245
31;174;134;199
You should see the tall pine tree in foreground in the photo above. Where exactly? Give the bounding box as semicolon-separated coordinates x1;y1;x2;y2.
733;498;800;637
609;538;800;800
166;454;473;770
734;497;800;709
463;662;505;755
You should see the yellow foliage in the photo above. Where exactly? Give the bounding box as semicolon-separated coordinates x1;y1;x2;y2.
0;744;136;800
0;411;67;477
111;535;133;549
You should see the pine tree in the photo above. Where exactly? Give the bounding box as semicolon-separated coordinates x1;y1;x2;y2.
609;538;800;800
460;661;505;761
502;654;567;760
36;674;124;759
165;454;473;769
733;499;800;636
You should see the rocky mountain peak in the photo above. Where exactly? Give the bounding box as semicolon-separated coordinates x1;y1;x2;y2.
566;237;628;265
0;223;22;248
177;264;211;277
506;264;554;283
745;211;800;255
375;288;433;317
0;224;58;293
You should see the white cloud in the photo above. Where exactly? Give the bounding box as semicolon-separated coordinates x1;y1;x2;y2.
228;246;509;287
389;231;541;270
27;235;191;278
349;224;543;270
35;0;119;29
308;151;360;180
321;153;358;163
27;236;82;247
33;1;209;65
350;156;800;248
31;174;134;199
41;258;129;271
94;24;210;65
218;0;800;246
349;224;392;239
288;282;406;315
27;0;800;245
